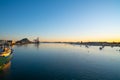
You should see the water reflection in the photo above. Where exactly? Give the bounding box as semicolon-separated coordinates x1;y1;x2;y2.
85;45;89;48
0;61;11;79
0;53;13;79
1;43;120;80
34;43;40;49
116;49;120;52
15;44;28;47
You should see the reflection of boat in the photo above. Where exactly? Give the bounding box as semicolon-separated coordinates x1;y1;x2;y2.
0;61;11;71
0;61;11;79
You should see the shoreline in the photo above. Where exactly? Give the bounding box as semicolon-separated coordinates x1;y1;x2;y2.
14;41;120;47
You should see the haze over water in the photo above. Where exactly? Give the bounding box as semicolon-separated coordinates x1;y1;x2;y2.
1;43;120;80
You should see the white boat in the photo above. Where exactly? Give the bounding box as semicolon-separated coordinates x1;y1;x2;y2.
0;48;12;57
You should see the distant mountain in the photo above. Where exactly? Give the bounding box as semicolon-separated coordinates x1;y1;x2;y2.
16;38;31;44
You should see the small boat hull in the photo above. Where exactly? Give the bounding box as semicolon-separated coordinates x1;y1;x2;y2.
0;48;12;57
0;53;13;65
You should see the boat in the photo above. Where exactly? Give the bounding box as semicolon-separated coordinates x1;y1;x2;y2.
0;48;13;71
0;48;12;57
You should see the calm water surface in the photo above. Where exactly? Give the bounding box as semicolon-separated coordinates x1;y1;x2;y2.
1;43;120;80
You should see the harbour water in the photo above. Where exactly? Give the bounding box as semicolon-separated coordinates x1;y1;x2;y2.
0;43;120;80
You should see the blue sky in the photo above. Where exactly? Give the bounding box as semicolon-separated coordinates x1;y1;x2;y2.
0;0;120;42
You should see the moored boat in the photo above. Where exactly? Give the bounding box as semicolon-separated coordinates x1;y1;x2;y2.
0;47;13;71
0;48;12;57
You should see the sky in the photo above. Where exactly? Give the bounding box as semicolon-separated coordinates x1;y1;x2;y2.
0;0;120;42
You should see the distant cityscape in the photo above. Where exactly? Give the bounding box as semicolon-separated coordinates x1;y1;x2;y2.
0;38;120;48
